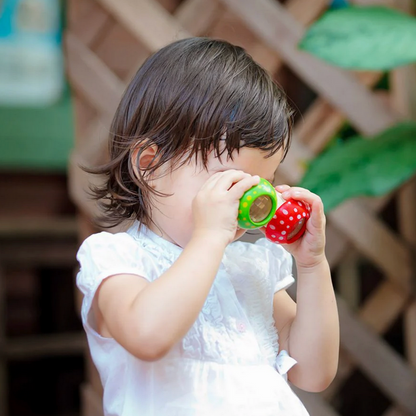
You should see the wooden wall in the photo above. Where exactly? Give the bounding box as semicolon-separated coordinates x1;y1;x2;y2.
0;172;85;416
65;1;416;415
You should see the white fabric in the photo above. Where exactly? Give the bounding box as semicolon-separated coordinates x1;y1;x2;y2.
76;222;309;416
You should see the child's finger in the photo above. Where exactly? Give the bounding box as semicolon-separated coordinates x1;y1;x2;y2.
227;175;260;200
281;187;314;203
282;188;325;230
275;184;290;193
216;170;257;192
202;170;245;190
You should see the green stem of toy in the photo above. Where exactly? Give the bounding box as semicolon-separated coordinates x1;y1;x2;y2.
237;178;278;229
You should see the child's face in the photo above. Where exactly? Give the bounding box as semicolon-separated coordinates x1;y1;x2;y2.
149;146;284;248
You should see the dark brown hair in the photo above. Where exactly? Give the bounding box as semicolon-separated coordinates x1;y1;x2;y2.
87;37;293;228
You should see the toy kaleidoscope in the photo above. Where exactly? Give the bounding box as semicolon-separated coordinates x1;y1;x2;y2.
238;179;311;244
238;178;277;229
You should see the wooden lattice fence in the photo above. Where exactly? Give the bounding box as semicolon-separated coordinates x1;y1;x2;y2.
65;1;416;415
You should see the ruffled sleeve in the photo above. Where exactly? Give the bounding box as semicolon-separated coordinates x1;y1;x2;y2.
253;238;295;293
76;232;156;295
76;231;156;331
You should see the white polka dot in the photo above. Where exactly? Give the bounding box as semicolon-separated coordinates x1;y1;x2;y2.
299;202;303;207
272;235;276;238
297;215;302;219
282;209;288;215
289;216;293;221
280;220;284;225
294;208;298;212
269;225;275;230
287;226;290;229
279;237;284;240
273;215;277;219
288;201;291;204
281;231;286;235
303;213;306;217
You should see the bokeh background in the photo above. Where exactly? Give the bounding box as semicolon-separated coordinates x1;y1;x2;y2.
1;1;416;416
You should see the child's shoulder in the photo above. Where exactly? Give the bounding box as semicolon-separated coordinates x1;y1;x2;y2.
76;227;158;293
80;229;137;250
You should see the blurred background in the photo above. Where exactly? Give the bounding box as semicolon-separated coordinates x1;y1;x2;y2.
0;1;416;416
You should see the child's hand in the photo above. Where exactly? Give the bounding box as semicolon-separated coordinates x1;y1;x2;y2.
192;170;260;245
275;184;326;269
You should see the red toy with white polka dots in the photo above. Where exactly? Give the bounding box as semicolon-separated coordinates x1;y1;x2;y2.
265;195;311;244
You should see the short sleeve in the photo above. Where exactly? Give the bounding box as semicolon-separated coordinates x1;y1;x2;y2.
76;231;156;297
76;231;158;336
254;238;294;293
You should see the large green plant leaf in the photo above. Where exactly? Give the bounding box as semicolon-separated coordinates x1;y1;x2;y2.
298;122;416;212
299;6;416;70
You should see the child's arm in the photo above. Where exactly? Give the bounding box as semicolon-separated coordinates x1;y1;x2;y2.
272;185;339;392
94;170;260;361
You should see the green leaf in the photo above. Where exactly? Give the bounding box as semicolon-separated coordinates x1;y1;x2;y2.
299;6;416;70
298;122;416;212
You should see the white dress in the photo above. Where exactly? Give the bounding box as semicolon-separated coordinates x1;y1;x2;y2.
76;222;309;416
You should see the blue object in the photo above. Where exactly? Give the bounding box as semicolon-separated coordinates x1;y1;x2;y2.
0;0;64;106
329;0;349;9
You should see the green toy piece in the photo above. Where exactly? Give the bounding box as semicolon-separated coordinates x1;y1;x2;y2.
238;178;278;229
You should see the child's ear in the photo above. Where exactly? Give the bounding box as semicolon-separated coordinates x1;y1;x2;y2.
131;144;159;178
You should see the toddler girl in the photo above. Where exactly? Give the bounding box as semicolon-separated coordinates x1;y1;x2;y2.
76;37;339;416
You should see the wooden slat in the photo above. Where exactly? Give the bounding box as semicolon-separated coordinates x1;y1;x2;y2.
286;0;328;25
323;280;408;401
73;94;98;146
329;199;412;292
68;153;104;220
0;240;78;266
68;0;111;48
405;302;416;370
359;281;408;333
324;197;390;269
66;32;125;119
295;72;383;153
93;22;149;81
220;0;398;136
338;296;416;415
3;332;87;359
96;0;190;52
74;116;111;167
277;136;313;184
249;0;328;74
175;0;221;35
0;217;77;238
337;252;361;310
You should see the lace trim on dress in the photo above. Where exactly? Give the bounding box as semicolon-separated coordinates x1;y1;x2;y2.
224;249;279;367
